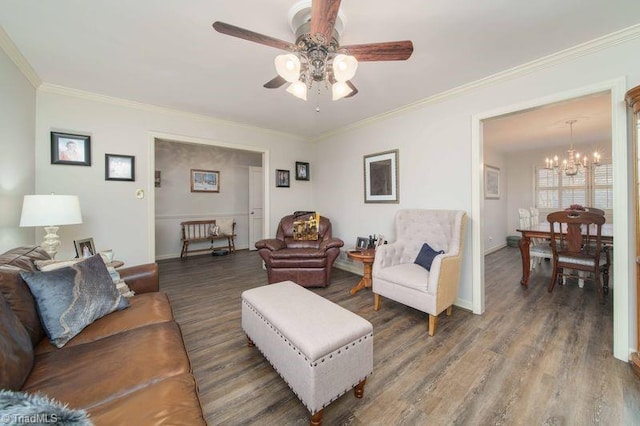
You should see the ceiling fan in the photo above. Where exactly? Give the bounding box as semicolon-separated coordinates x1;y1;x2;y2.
212;0;413;101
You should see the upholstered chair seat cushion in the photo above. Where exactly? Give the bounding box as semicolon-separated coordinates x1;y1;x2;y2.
375;264;429;292
558;254;607;267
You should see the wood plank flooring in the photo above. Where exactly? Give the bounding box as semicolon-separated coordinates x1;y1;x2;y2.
158;247;640;425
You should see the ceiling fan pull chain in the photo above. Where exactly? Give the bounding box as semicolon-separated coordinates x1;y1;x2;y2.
316;86;321;112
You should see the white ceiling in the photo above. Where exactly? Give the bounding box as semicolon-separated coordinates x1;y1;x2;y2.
1;1;639;140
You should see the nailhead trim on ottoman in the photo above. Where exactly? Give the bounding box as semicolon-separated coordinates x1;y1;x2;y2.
241;281;373;421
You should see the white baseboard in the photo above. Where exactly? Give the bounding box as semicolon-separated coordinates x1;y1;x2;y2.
155;244;249;261
333;259;363;276
485;243;507;255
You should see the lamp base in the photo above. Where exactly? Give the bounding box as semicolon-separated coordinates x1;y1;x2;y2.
41;225;60;259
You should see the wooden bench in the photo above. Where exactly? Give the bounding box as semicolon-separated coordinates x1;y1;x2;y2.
180;219;236;259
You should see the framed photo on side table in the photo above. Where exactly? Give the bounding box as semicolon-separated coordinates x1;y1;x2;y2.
191;169;220;193
105;154;135;181
51;132;91;166
74;238;95;258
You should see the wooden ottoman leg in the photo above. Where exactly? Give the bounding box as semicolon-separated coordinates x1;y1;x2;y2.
246;335;255;347
310;409;323;426
354;378;366;398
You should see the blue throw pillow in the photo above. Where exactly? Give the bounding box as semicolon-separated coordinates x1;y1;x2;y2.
414;243;445;271
20;254;129;348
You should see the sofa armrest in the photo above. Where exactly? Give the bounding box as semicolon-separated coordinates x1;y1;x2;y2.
320;238;344;251
119;263;159;294
255;239;286;251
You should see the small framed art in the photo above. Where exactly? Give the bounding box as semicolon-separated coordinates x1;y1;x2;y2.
74;238;96;258
295;162;310;181
276;169;290;187
105;154;135;181
191;169;220;193
51;132;91;166
355;237;369;251
484;165;500;199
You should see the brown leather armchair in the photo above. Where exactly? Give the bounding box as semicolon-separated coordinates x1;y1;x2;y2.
255;215;344;287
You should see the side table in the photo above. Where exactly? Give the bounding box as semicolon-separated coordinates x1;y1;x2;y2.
347;249;375;295
107;260;124;269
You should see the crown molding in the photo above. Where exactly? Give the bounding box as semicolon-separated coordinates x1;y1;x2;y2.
0;25;42;88
38;83;306;142
312;23;640;142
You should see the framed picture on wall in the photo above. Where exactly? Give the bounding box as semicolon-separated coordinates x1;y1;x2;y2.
295;162;310;181
105;154;135;181
484;165;500;199
364;149;399;203
276;169;290;187
51;132;91;166
191;169;220;193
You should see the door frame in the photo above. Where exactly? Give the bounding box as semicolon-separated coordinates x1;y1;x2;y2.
147;131;269;259
471;77;630;361
248;166;263;250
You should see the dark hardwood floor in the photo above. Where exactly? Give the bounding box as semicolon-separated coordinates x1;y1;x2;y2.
158;247;640;425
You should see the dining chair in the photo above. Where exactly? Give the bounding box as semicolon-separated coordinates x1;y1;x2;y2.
547;210;608;303
519;208;552;270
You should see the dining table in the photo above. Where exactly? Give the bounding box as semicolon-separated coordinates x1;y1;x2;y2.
516;222;613;289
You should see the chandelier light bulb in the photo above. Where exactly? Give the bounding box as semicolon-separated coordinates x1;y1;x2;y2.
332;54;358;82
275;54;301;83
331;81;353;101
286;81;307;101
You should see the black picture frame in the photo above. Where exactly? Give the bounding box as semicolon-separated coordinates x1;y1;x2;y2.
74;238;95;258
355;237;368;251
276;169;290;187
105;154;135;181
295;161;310;181
51;132;91;166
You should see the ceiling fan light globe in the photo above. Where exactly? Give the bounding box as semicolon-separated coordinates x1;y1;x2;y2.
286;81;308;101
332;54;358;82
332;81;353;101
275;54;301;83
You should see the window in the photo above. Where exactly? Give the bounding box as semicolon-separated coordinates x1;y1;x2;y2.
535;163;612;210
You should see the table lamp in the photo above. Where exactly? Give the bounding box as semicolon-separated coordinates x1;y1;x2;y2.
19;194;83;259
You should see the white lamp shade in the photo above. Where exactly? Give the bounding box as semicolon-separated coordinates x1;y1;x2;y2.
332;81;353;101
275;54;301;83
20;195;83;227
332;54;358;82
286;81;308;101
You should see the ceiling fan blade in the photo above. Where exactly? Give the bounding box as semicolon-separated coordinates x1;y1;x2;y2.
310;0;341;45
340;41;414;62
263;76;287;89
212;21;296;51
345;80;358;98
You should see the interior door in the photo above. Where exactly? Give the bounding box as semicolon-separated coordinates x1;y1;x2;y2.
249;166;263;250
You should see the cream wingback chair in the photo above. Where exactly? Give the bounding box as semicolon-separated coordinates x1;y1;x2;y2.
372;209;467;336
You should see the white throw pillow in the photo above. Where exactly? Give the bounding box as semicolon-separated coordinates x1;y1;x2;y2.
216;218;234;235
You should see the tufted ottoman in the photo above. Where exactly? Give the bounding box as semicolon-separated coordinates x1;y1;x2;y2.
241;281;373;425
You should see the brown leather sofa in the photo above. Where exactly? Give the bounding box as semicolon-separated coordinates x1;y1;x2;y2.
0;246;206;425
255;215;344;287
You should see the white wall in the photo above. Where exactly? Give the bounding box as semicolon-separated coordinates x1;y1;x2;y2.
483;146;508;253
315;35;640;314
34;89;313;265
154;140;261;258
0;47;36;253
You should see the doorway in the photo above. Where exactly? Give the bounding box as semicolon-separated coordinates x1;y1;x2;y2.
471;78;630;361
148;132;269;260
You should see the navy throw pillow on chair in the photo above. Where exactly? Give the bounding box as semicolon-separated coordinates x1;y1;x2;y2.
414;243;445;271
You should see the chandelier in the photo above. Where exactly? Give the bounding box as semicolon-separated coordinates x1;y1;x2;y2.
544;119;601;176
